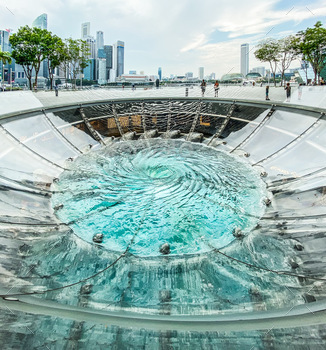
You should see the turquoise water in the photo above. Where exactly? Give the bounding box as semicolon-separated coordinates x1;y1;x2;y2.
52;139;267;256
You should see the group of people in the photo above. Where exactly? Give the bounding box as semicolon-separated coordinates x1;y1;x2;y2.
200;80;298;102
266;83;296;102
200;80;220;97
265;83;292;101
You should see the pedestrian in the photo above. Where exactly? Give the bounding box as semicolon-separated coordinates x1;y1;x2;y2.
214;80;219;97
54;84;58;97
298;83;303;100
285;82;291;102
200;79;206;97
265;85;270;100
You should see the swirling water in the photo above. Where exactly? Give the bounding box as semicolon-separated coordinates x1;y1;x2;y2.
52;139;267;257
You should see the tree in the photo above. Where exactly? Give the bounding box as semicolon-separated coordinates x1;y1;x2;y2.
64;38;90;89
278;36;299;86
0;50;12;64
254;39;281;87
43;34;66;90
9;25;50;90
297;21;326;84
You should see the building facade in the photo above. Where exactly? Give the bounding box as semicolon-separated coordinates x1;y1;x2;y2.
115;41;124;78
0;29;10;52
103;45;113;80
98;58;107;84
198;67;204;80
185;72;193;80
84;58;96;81
86;37;96;59
96;31;104;54
32;14;48;79
158;67;162;80
251;66;266;77
32;13;47;30
81;22;91;39
241;43;249;77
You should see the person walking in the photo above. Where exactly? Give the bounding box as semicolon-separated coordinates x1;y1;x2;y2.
214;80;220;97
285;83;291;102
265;85;270;100
200;79;206;97
298;83;303;100
54;84;59;97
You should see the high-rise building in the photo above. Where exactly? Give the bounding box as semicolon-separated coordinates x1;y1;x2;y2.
251;66;266;77
103;45;113;80
113;41;124;78
81;22;90;39
96;31;104;53
86;37;96;59
185;72;193;80
199;67;204;80
98;58;107;84
109;69;116;82
158;67;162;80
84;58;96;81
32;13;47;30
0;30;10;52
241;43;249;77
32;14;48;79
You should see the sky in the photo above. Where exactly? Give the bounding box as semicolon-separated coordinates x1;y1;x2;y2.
1;0;326;78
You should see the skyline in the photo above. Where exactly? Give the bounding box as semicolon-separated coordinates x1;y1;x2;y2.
1;0;326;78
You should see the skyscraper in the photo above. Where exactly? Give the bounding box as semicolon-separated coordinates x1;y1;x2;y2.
0;30;10;52
98;58;107;84
199;67;204;80
32;13;47;30
103;45;113;80
85;37;96;59
96;31;104;53
32;15;48;79
114;41;124;78
81;22;90;39
158;67;162;80
241;43;249;77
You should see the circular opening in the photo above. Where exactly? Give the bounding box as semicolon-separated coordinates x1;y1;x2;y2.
52;139;267;257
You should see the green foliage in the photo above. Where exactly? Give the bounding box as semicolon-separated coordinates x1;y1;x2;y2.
278;36;299;86
63;38;90;89
9;25;51;90
254;39;281;86
0;50;12;64
43;34;66;89
297;21;326;83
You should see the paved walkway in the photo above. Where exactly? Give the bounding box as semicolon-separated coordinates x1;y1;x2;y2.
35;85;287;108
1;85;325;117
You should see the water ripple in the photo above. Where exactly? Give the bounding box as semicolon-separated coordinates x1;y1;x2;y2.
52;139;267;256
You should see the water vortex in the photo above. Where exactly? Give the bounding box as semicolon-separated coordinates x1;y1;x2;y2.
52;139;267;256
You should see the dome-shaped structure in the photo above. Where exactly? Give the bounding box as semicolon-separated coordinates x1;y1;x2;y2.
220;72;244;82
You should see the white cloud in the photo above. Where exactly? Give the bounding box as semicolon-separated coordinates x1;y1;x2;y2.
1;0;325;77
180;34;207;53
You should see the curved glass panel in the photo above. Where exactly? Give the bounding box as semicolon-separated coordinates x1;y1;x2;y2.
1;87;326;348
